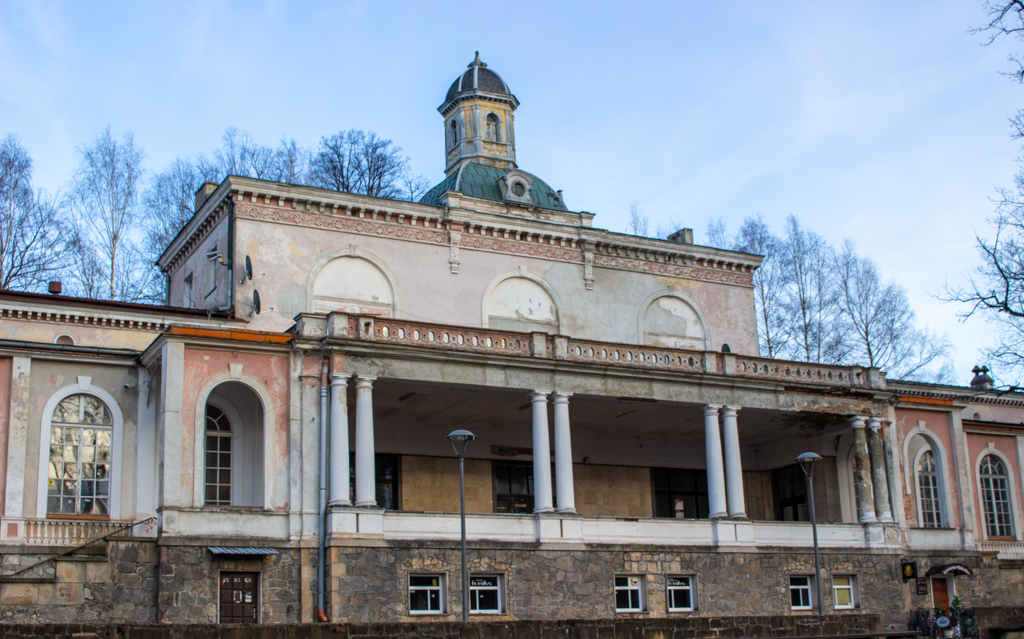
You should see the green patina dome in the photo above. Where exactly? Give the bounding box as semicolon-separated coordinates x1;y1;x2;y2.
419;162;567;212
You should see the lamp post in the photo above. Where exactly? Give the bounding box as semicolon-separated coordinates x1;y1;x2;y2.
447;429;477;622
797;452;823;616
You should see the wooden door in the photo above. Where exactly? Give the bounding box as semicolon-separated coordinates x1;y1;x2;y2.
931;576;949;611
219;572;258;623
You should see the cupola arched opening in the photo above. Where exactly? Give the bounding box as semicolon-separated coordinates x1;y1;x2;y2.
485;113;501;143
640;293;709;350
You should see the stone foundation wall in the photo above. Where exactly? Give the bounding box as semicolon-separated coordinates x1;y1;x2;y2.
0;540;157;624
328;542;910;627
156;544;304;624
903;553;1024;610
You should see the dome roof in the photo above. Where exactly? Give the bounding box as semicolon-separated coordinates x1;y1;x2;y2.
444;52;514;104
419;162;567;212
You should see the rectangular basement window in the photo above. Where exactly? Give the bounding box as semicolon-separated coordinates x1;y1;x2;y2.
615;575;645;612
409;574;445;614
789;575;815;610
470;574;504;614
832;574;858;609
666;575;696;611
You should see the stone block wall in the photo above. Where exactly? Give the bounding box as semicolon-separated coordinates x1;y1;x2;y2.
903;553;1024;611
328;542;909;628
0;540;157;624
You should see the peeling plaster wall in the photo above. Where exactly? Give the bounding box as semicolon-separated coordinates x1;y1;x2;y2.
232;217;758;354
180;348;291;510
0;319;161;351
167;215;231;312
23;361;138;520
966;432;1024;539
895;408;962;529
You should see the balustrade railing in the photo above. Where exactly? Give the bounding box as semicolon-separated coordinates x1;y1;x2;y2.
308;313;879;389
976;539;1024;559
23;518;125;546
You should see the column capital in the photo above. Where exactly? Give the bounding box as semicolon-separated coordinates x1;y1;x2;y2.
703;404;722;416
531;390;551;401
850;415;867;429
330;373;351;385
354;376;376;388
552;391;573;402
867;417;883;432
721;405;741;416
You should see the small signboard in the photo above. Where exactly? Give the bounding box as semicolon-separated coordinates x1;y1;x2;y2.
936;616;951;629
915;578;928;595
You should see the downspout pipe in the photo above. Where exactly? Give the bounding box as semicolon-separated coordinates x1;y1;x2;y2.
317;358;329;622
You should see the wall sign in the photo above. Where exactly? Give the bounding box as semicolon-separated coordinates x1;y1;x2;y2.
901;560;918;581
916;578;928;595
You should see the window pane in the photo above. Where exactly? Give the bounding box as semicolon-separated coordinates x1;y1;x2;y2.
615;590;631;609
477;589;498;611
410;576;439;587
410;589;429;611
835;589;852;607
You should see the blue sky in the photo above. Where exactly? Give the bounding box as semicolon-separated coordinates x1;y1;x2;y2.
2;1;1021;385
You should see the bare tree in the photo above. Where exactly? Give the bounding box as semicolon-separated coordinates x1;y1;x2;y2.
69;127;149;301
734;215;791;359
402;173;431;202
359;132;409;199
275;138;309;185
626;201;650;237
704;216;729;249
838;242;951;380
309;131;365;193
0;135;67;291
779;215;845;363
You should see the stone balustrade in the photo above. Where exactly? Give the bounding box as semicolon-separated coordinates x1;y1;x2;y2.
20;518;124;546
977;539;1024;559
296;313;882;389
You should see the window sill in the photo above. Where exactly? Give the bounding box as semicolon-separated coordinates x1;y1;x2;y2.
615;610;649;615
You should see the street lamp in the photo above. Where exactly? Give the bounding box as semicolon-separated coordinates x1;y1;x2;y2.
797;452;823;616
447;429;477;622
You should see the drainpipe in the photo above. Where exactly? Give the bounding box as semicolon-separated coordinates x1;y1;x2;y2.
317;358;329;622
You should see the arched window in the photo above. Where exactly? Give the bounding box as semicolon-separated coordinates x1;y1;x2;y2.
917;449;941;528
448;120;459;150
485;113;500;142
205;404;233;506
979;455;1014;538
47;394;112;516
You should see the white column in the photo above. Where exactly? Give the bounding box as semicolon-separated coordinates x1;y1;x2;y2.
703;404;727;519
867;418;893;523
531;390;554;513
329;374;351;508
353;376;377;508
721;405;746;519
553;392;576;514
851;416;877;523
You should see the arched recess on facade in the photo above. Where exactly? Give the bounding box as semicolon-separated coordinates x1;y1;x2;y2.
637;290;711;350
305;245;401;316
192;372;276;510
902;424;956;528
974;445;1023;540
36;378;125;519
481;269;564;334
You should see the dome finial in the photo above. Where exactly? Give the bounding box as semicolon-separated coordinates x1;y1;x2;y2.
469;51;486;68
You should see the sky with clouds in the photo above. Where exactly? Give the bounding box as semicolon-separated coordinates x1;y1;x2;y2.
2;1;1022;385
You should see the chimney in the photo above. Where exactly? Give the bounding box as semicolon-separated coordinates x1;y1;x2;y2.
667;228;694;245
194;182;219;212
970;366;994;390
48;281;62;295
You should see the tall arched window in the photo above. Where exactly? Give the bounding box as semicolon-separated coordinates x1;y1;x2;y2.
979;454;1014;538
448;120;459;150
485;113;500;142
205;404;232;506
47;394;112;516
917;449;941;528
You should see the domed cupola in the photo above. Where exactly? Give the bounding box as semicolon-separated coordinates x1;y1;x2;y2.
438;52;519;176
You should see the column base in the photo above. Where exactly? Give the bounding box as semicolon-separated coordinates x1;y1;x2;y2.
858;515;878;524
533;507;555;514
354;500;378;508
328;500;352;510
555;507;577;514
877;514;894;523
709;512;728;520
728;513;748;520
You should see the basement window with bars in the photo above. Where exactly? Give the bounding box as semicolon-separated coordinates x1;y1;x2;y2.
409;574;445;614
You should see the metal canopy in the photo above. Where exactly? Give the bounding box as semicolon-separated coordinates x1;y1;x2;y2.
207;547;280;556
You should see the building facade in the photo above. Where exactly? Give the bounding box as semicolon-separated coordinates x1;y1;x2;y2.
0;55;1022;628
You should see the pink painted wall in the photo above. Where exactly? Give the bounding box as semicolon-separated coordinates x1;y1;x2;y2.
180;348;292;510
895;407;961;528
965;432;1023;538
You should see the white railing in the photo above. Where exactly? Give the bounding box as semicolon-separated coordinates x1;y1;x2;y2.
22;518;125;546
976;539;1024;559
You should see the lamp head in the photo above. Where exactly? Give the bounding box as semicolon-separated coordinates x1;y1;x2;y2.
446;429;477;456
796;452;821;477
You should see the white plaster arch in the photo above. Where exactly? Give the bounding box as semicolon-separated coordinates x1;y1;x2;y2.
36;378;124;519
902;424;955;528
974;445;1022;540
637;289;712;350
304;245;402;316
480;268;566;334
192;372;277;510
53;334;75;345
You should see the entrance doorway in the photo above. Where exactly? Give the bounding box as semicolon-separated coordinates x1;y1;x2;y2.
931;576;953;611
219;572;258;623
